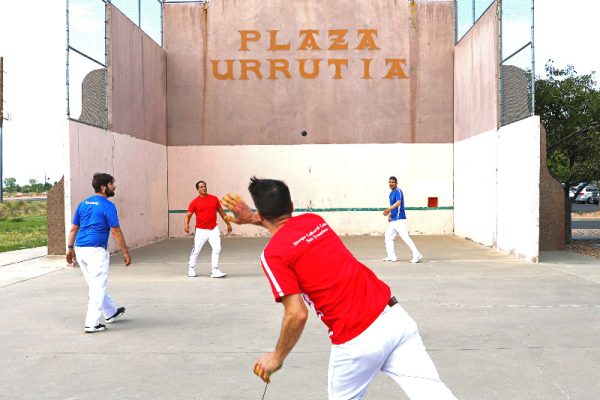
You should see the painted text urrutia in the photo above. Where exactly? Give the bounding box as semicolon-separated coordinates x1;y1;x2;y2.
209;29;409;80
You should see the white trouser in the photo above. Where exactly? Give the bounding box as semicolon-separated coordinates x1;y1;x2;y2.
328;304;457;400
188;226;221;270
385;219;421;259
75;246;117;327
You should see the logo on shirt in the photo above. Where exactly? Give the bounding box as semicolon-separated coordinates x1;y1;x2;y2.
85;201;100;205
292;222;329;246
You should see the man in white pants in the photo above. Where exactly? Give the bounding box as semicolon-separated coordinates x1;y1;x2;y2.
184;180;232;278
66;173;131;333
383;176;422;263
221;178;457;399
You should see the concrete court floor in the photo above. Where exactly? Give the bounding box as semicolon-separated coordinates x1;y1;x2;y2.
1;235;599;400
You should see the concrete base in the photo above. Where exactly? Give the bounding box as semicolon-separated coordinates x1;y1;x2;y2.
0;236;599;399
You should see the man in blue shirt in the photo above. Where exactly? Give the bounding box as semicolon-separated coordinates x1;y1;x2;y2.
383;176;422;263
66;173;132;333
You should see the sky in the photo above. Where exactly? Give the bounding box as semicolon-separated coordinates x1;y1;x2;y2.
0;0;599;185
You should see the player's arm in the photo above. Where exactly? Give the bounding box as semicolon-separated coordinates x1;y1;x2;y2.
217;205;233;235
66;224;79;264
253;294;308;383
383;200;401;216
183;212;194;234
110;226;132;266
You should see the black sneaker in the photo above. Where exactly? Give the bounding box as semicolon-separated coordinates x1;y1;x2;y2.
105;307;126;324
85;324;106;333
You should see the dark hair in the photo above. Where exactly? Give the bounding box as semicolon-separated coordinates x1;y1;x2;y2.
195;180;207;190
92;173;114;193
389;176;397;182
248;177;293;222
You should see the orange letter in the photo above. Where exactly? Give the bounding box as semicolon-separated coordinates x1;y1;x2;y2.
328;59;348;79
240;59;263;80
361;58;373;79
298;30;321;50
356;29;380;50
298;59;322;79
383;58;409;79
268;59;292;80
268;30;291;51
328;29;349;50
239;30;261;51
211;60;235;80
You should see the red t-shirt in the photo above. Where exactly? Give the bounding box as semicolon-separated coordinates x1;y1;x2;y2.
187;194;221;229
260;213;391;344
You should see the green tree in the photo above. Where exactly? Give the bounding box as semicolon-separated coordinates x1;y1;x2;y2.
536;62;600;242
3;177;17;193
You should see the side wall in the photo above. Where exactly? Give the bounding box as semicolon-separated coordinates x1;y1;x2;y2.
68;122;168;250
65;5;168;251
454;2;542;261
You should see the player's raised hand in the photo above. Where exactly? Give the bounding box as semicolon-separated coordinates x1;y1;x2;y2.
221;193;259;225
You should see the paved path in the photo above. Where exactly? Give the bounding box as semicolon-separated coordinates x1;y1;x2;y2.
1;236;599;399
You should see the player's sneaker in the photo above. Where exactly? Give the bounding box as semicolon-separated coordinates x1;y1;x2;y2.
188;267;197;277
85;324;106;333
382;257;398;262
105;307;125;324
210;268;227;278
410;254;423;264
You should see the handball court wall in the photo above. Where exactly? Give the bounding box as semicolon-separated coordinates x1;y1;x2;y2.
453;3;564;262
66;6;169;252
164;0;456;238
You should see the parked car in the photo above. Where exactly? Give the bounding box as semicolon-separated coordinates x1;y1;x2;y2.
590;190;600;205
575;185;600;204
569;182;587;199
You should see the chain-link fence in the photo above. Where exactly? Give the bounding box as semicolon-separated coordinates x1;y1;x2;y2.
455;0;494;42
66;0;162;128
499;0;534;126
455;0;534;127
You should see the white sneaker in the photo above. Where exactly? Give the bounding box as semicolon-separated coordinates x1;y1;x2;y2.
382;257;398;262
188;267;197;277
410;254;423;264
210;268;227;278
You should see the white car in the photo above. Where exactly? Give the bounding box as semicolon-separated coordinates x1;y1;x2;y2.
575;186;600;204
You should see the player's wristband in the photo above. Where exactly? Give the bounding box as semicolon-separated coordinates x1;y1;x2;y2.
68;245;74;249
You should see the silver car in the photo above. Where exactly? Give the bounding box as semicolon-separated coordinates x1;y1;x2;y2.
575;186;600;204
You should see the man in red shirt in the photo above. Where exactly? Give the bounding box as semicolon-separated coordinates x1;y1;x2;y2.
221;178;457;400
184;180;232;278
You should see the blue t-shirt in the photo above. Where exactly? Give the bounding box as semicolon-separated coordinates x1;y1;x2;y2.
389;188;406;221
73;195;120;248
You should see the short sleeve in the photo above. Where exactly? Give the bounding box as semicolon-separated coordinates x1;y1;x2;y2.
187;199;195;214
105;203;120;228
260;250;301;302
396;189;404;203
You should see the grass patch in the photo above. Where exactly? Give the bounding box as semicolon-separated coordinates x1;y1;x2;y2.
0;201;48;253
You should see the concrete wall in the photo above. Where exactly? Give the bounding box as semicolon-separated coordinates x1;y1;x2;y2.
539;125;565;250
454;129;498;246
496;117;540;261
67;122;168;251
453;2;542;261
64;5;169;251
168;144;453;237
109;5;167;145
163;0;455;237
164;0;455;145
454;117;542;262
454;4;498;142
47;178;65;255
